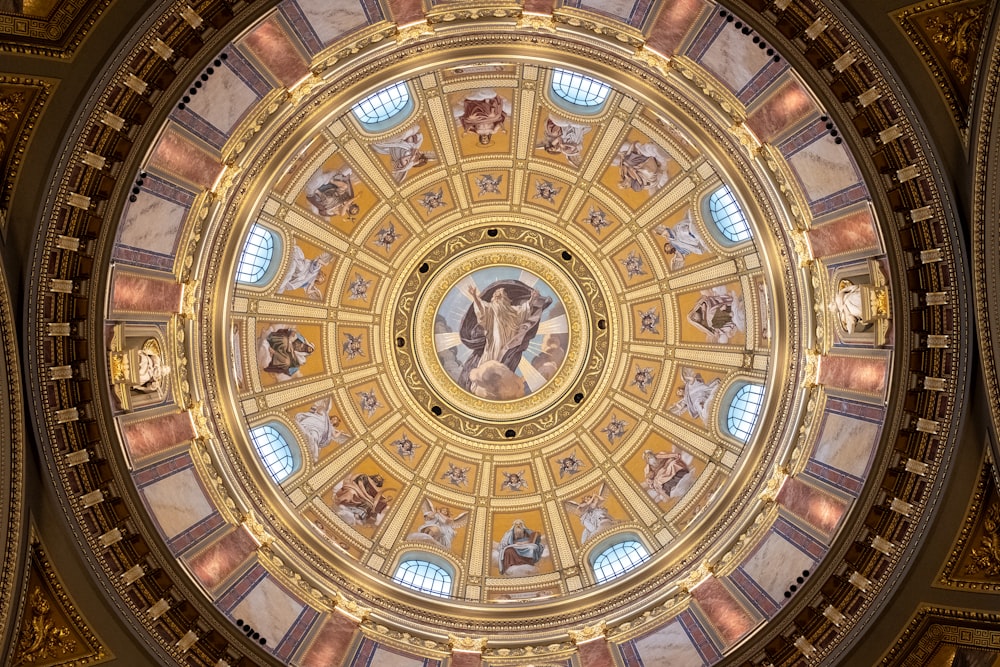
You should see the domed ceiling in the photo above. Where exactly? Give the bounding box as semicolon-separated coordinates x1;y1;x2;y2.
24;0;967;665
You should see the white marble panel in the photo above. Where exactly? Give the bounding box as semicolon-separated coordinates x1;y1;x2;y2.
118;191;187;256
231;576;304;645
634;619;705;666
740;531;813;601
141;468;214;539
580;0;639;22
787;133;860;202
369;647;425;667
186;64;260;134
699;25;772;94
294;0;368;45
812;411;878;478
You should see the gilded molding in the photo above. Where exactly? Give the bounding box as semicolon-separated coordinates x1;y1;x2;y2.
0;76;53;219
881;605;1000;665
937;458;1000;592
0;0;111;58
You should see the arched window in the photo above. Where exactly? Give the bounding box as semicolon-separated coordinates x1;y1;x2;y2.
726;383;765;442
591;539;650;584
236;224;276;284
551;69;611;109
392;558;453;598
250;424;299;483
707;185;752;244
351;81;411;126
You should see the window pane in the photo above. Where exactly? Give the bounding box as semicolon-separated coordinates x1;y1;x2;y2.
250;425;295;482
351;82;410;124
551;69;611;107
709;185;753;243
392;559;452;597
727;384;765;442
592;540;650;584
236;225;274;284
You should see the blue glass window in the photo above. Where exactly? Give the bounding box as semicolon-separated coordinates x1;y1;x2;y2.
727;383;764;442
392;559;452;597
592;540;650;584
250;425;296;483
551;69;611;107
236;225;274;284
351;82;410;125
708;185;752;243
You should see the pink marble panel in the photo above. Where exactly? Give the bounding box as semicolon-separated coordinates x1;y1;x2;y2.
450;651;483;667
148;125;222;190
240;17;310;88
577;637;616;667
386;0;423;24
184;526;258;592
819;354;888;397
691;577;755;646
645;0;711;55
746;76;818;144
524;0;554;13
110;272;182;313
777;476;848;538
122;411;195;461
808;206;880;258
297;611;359;667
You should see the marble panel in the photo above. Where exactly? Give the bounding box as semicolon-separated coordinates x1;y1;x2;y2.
122;412;195;461
369;646;427;667
231;576;305;647
185;64;260;135
523;0;553;12
577;638;615;667
297;612;359;667
777;476;848;538
239;18;310;88
646;0;712;55
294;0;368;46
183;526;258;592
819;353;888;396
698;22;772;94
580;0;641;22
812;410;879;478
141;468;215;539
786;133;860;202
633;619;704;666
746;76;818;143
148;125;222;190
808;206;880;258
740;530;814;602
110;273;182;313
118;191;187;258
450;651;483;667
691;577;755;646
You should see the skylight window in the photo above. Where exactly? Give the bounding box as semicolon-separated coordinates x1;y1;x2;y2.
592;540;650;584
392;559;453;598
708;185;752;243
351;81;411;125
250;424;297;483
236;224;275;284
551;69;611;107
727;383;765;442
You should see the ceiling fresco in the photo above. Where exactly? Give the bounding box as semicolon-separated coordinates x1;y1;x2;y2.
21;0;969;664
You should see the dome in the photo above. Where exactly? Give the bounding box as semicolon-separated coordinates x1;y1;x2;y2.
12;0;977;665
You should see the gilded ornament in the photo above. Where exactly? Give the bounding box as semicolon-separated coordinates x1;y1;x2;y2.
925;6;986;84
14;588;77;665
965;501;1000;577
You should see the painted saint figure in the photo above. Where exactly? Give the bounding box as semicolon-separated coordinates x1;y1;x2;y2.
372;126;437;184
455;91;509;146
458;280;552;399
497;519;545;575
304;167;359;219
258;325;315;378
332;473;393;527
641;449;692;504
565;486;617;542
669;367;721;423
613;141;671;194
687;286;746;344
408;499;468;550
277;243;332;300
654;214;710;270
294;397;349;463
537;116;590;167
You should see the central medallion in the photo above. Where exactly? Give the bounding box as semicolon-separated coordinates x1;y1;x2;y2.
391;224;612;444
